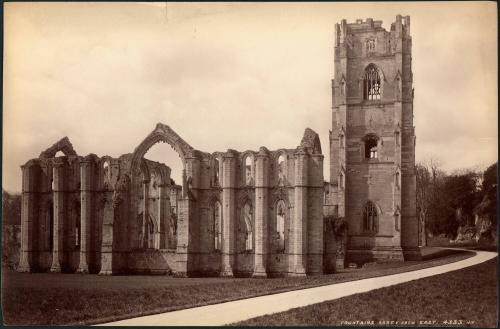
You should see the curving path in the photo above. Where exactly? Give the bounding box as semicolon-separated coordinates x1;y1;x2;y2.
97;249;497;326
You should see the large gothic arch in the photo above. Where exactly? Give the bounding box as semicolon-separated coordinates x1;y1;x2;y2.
130;123;195;173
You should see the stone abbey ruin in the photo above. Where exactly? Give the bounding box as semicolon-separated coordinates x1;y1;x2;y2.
19;15;420;277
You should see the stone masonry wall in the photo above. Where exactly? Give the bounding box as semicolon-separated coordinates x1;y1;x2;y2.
329;15;419;264
19;124;325;277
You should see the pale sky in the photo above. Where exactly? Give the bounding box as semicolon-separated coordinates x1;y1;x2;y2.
3;2;497;193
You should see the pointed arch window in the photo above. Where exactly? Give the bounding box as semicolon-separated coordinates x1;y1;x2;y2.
244;155;254;186
74;201;81;248
340;76;346;100
242;202;253;251
212;158;220;187
366;39;376;53
213;201;222;251
363;201;378;233
363;65;382;100
394;208;401;232
149;170;160;199
146;217;155;249
139;212;156;249
278;154;286;185
276;200;286;253
103;161;111;188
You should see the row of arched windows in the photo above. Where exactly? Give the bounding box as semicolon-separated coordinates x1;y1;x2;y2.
210;154;288;188
242;154;287;186
210;200;288;253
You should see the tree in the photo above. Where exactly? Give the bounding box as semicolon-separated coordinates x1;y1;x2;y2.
417;160;496;242
2;190;22;269
476;162;497;229
2;190;21;225
440;171;479;238
416;164;431;244
416;158;447;237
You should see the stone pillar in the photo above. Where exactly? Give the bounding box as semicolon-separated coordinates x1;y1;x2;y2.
175;197;194;276
176;169;189;276
77;158;93;273
175;156;199;276
221;150;237;276
291;147;308;276
50;159;66;272
99;174;130;275
308;153;324;275
253;147;269;277
189;158;201;272
158;184;170;249
18;161;39;272
98;198;115;275
218;156;224;187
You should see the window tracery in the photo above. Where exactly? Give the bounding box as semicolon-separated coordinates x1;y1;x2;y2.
276;200;286;253
242;202;253;251
278;154;286;185
363;201;378;232
363;65;382;100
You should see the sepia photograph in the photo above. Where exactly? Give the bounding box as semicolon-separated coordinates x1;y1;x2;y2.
2;1;498;326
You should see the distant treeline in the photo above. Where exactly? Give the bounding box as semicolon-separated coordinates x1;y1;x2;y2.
2;190;21;225
416;161;497;239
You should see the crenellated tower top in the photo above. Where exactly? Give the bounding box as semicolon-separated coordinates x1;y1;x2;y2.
336;15;411;47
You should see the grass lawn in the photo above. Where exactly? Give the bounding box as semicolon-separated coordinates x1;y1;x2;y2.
1;248;473;325
235;257;498;327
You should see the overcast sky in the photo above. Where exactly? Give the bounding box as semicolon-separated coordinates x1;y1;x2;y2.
3;2;497;193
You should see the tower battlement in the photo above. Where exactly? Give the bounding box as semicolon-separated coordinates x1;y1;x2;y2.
335;15;411;47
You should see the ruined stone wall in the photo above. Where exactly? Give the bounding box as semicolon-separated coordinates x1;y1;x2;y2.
185;129;324;277
19;124;325;277
18;137;182;275
18;150;84;273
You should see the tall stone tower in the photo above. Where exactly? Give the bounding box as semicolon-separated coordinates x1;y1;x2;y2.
329;15;420;263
